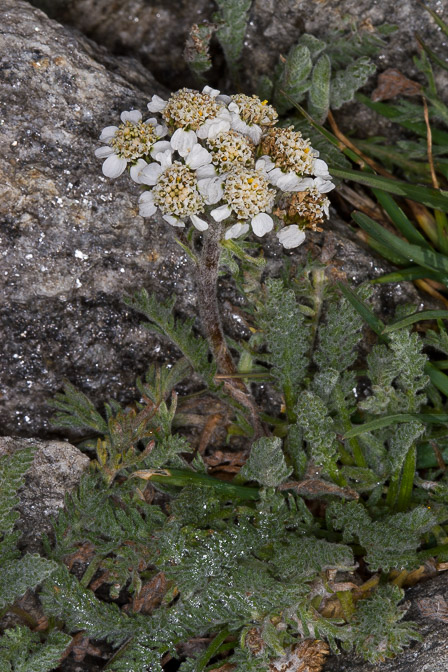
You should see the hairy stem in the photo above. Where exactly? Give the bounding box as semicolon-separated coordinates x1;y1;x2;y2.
195;223;265;437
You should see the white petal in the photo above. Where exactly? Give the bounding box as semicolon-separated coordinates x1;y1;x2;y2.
224;222;249;239
265;167;285;186
202;85;220;98
210;204;232;222
190;214;209;231
120;109;142;124
228;102;240;113
185;144;213;170
197;177;224;205
146;117;157;126
155;149;173;170
206;118;231;139
294;178;315;192
139;162;164;186
155;124;168;137
99;125;118;142
255;156;275;173
216;94;231;104
95;145;114;158
139;191;157;217
150;140;172;158
170;128;197;157
277;225;306;249
251;213;274;237
313;158;331;178
276;172;303;192
147;94;167;112
195;164;217;179
314;176;335;193
130;158;148;183
245;124;262;144
102;153;127;178
163;214;185;227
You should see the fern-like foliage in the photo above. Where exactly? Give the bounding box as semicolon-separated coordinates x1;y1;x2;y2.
49;380;108;434
239;437;292;487
257;278;311;410
0;626;71;672
213;0;252;79
327;501;435;571
265;22;392;120
0;446;57;610
125;289;217;390
350;585;421;663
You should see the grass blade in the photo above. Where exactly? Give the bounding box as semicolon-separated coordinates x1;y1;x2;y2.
371;267;446;284
344;413;448;438
331;167;448;211
337;283;385;336
352;211;448;277
426;362;448;396
372;189;431;248
383;310;448;333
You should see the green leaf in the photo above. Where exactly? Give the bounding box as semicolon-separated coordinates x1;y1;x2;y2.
330;57;376;109
0;627;72;672
337;283;385;336
344;413;448;438
372;189;431;248
0;444;37;534
0;554;57;609
383;310;448;333
308;54;331;123
331;168;448;211
352;211;448;275
183;22;216;81
275;44;312;113
214;0;251;78
240;437;292;487
351;585;421;663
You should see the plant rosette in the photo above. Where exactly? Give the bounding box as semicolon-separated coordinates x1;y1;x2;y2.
95;86;335;249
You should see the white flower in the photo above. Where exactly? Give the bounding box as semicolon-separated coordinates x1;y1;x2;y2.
224;222;250;239
196;107;232;140
138;160;208;232
95;109;167;178
210;167;275;239
277;225;306;249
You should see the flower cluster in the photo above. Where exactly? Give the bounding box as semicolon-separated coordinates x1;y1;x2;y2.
95;86;335;248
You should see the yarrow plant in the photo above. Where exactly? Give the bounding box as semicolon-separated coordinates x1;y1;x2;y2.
95;86;335;436
95;86;334;248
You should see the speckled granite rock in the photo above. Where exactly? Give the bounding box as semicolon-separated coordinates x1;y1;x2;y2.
323;570;448;672
0;0;435;440
0;436;89;553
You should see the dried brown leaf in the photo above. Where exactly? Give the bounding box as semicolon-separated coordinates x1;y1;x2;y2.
131;572;167;614
371;68;422;102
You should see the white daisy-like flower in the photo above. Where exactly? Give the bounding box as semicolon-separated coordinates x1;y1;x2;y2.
95;110;167;178
209;167;276;238
149;87;231;140
228;94;278;144
256;156;335;194
277;225;306;249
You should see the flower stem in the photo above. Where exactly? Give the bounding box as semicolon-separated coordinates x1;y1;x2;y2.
195;222;265;437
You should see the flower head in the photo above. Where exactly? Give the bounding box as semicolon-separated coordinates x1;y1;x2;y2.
261;127;315;175
95;110;167;178
206;130;255;174
284;188;331;230
210;167;276;238
229;94;278;144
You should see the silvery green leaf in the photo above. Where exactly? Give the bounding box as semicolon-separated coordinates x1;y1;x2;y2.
240;437;292;487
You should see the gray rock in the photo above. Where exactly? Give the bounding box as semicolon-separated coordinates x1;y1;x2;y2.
0;436;89;553
0;0;435;441
323;570;448;672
